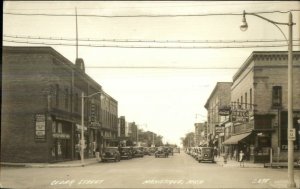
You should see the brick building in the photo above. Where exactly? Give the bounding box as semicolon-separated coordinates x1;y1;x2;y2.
204;82;232;151
1;46;118;163
223;51;300;162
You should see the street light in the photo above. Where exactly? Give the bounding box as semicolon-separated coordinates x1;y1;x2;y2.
240;10;296;188
81;91;101;166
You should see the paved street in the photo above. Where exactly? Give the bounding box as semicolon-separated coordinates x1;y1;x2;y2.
1;152;300;188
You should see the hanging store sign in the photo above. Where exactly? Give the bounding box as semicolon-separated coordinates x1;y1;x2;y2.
218;107;231;116
90;103;96;122
76;124;87;131
215;126;224;134
231;109;249;123
35;114;46;141
90;122;101;128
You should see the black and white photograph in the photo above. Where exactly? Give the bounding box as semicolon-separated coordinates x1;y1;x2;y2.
1;1;300;188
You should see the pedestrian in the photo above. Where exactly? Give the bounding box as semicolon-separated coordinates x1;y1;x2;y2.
239;150;245;167
75;143;81;160
95;147;100;162
214;147;218;158
233;149;237;161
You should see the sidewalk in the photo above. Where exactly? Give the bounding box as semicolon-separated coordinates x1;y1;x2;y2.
1;158;101;168
214;156;265;168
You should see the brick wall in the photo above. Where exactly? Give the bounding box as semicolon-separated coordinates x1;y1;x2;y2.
2;51;54;162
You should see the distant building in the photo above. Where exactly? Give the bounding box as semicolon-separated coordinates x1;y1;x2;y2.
204;82;232;150
194;123;207;146
128;122;138;143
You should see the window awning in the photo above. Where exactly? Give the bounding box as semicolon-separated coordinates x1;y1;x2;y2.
222;132;251;145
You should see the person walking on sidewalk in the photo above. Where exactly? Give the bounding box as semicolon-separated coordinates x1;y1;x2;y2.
239;150;245;167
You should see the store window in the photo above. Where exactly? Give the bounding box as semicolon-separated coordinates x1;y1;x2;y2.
52;121;56;133
57;123;62;133
280;112;299;150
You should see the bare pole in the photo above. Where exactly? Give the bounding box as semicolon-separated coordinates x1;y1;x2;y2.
287;12;296;189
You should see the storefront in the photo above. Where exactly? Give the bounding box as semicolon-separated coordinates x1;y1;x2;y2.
51;120;72;162
223;132;252;161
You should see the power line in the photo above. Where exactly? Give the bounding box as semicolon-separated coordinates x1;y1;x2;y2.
5;39;300;49
4;34;300;44
84;66;240;70
4;39;300;49
3;10;300;18
4;1;294;10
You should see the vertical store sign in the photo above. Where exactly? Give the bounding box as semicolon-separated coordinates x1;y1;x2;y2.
35;114;46;141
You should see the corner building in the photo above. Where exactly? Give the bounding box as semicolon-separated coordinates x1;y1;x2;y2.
1;46;118;163
223;51;300;163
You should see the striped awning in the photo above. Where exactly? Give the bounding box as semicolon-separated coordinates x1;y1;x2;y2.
222;132;251;145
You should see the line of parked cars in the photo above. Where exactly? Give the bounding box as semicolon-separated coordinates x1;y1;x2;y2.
101;146;180;162
186;147;215;163
101;146;152;162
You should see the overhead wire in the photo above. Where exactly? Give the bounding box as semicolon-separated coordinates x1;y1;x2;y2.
4;39;300;49
4;34;300;44
3;10;300;17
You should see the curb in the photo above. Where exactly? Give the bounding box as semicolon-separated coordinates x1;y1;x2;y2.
215;161;264;168
1;161;100;168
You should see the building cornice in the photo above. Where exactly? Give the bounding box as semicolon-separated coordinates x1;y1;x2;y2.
233;51;300;82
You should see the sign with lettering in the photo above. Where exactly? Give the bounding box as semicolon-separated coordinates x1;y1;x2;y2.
218;107;231;116
52;133;71;139
215;126;224;134
90;103;96;122
35;114;46;140
288;129;296;141
231;109;249;123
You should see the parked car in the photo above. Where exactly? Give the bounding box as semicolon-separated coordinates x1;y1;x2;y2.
197;147;214;163
173;147;180;153
101;147;121;162
120;147;133;159
167;147;174;156
155;147;168;158
133;147;144;158
143;147;151;155
149;147;157;155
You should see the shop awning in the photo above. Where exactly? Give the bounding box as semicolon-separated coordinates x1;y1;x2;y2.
222;132;251;145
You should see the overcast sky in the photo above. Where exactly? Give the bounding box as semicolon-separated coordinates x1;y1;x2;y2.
3;1;300;146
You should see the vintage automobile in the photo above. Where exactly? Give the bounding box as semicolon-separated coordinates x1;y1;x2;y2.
173;147;180;153
167;147;174;156
101;147;121;162
148;147;157;155
154;147;168;158
197;147;214;163
133;147;144;158
143;147;151;155
120;147;133;160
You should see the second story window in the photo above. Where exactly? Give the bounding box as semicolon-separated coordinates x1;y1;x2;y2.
245;92;248;109
272;86;282;108
250;88;253;109
74;93;79;112
55;84;59;107
64;88;69;109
